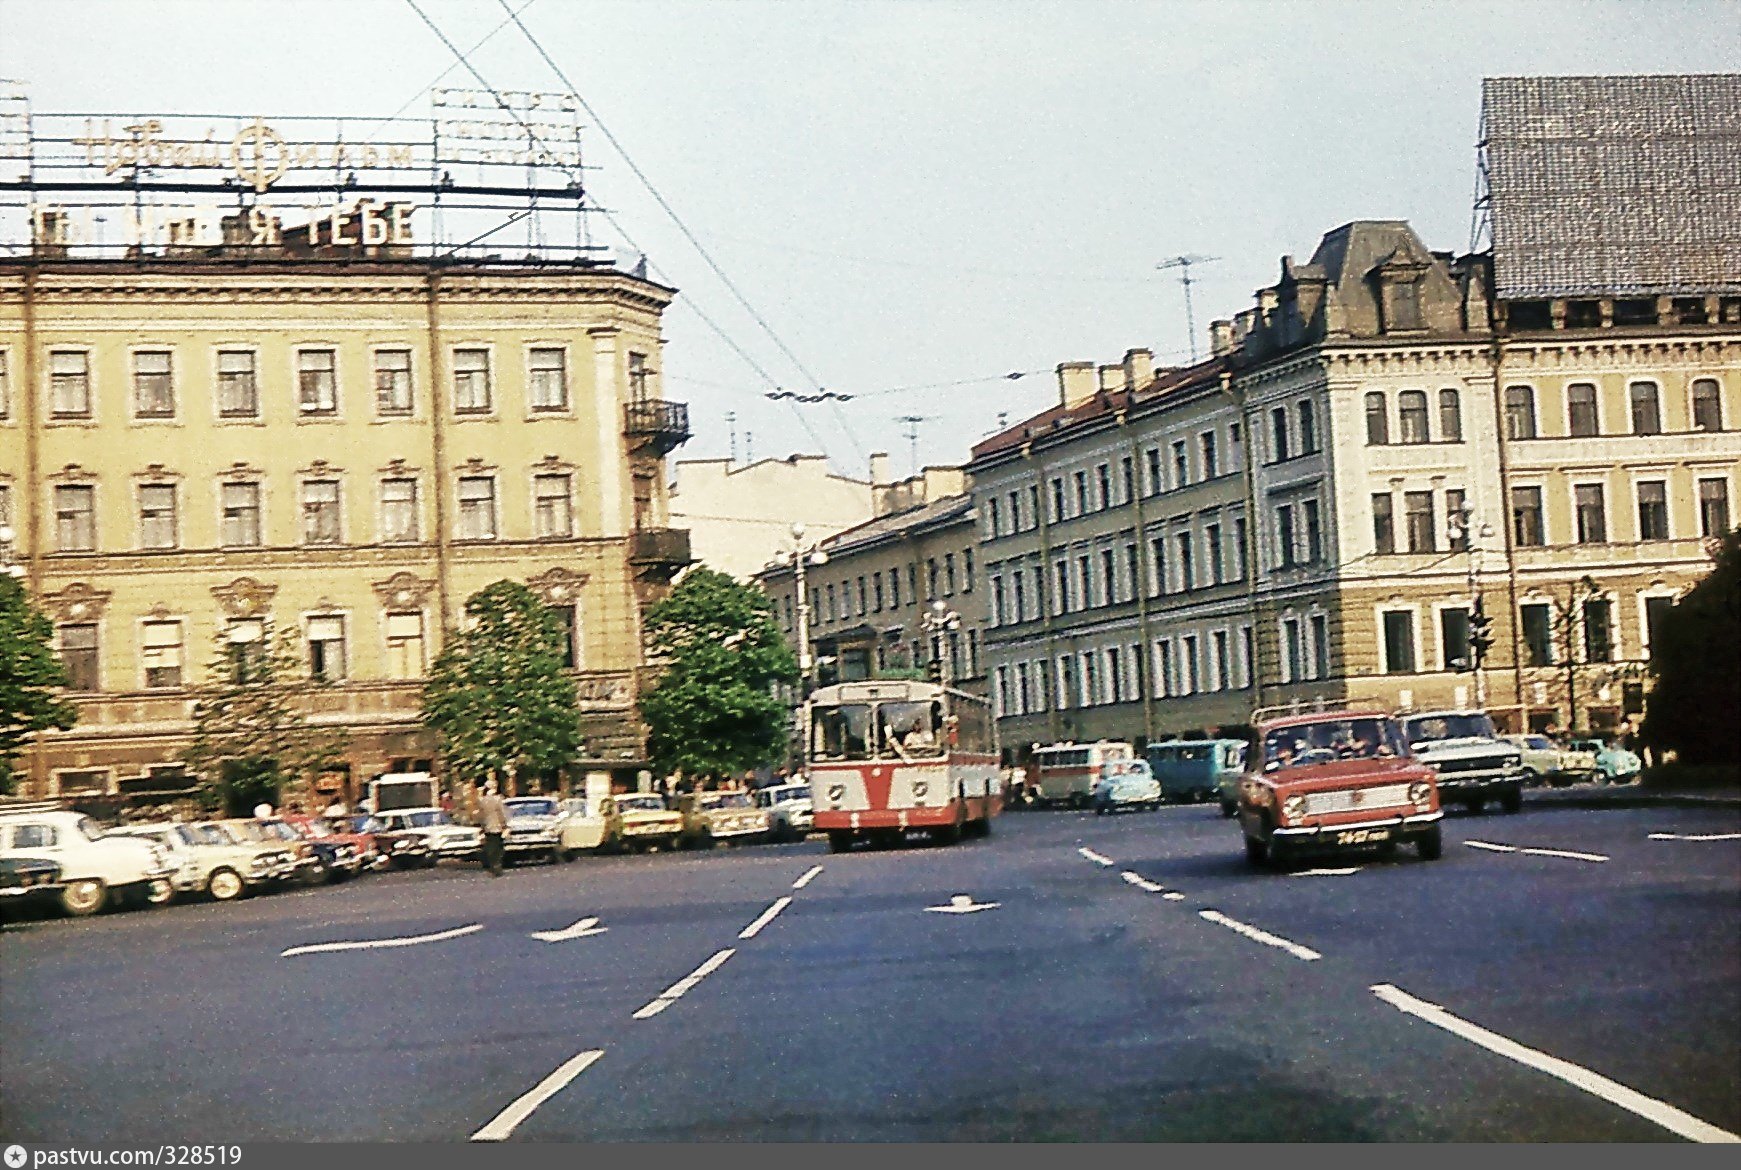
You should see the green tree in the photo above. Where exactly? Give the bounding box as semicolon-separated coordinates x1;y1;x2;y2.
184;618;350;815
421;580;581;795
0;574;78;794
638;567;798;782
1641;528;1740;764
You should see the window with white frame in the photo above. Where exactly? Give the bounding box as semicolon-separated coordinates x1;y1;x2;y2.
1365;392;1388;445
1567;382;1599;437
1381;610;1416;674
138;484;177;550
1691;378;1722;432
1398;391;1430;444
132;350;174;418
302;479;341;545
1574;483;1607;544
141;620;184;689
457;476;498;540
1404;490;1435;553
1439;389;1463;442
217;350;258;418
1504;385;1536;440
1699;478;1731;537
374;348;413;416
307;616;347;682
1636;480;1670;541
1270;407;1289;462
1629;381;1662;436
384;611;426;678
452;348;492;413
1310;613;1329;680
297;349;338;415
1282;617;1303;682
55;484;96;551
528;347;568;412
1154;639;1173;698
59;623;98;691
533;473;573;538
1296;401;1317;454
1181;634;1200;694
1213;630;1230;691
50;350;91;419
380;477;419;543
221;481;262;547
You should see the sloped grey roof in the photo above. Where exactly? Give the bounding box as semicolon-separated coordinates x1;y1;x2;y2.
1483;74;1741;299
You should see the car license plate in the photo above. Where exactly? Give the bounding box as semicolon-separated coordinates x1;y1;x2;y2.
1335;828;1390;846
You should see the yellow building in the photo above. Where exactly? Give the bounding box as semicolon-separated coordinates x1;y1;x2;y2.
0;251;691;803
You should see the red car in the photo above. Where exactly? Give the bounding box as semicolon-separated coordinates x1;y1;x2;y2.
281;813;375;878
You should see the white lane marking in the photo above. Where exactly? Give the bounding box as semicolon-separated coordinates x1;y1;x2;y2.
792;864;824;888
925;893;1000;914
1370;983;1740;1143
1290;867;1362;877
1649;832;1741;842
738;896;793;939
1198;909;1321;962
470;1049;604;1142
1078;847;1115;866
530;917;608;943
1468;839;1608;862
1119;870;1184;899
632;948;736;1019
281;923;482;957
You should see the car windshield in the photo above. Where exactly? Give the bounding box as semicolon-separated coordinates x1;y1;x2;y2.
617;795;667;812
705;792;753;809
1404;713;1496;744
265;822;300;841
173;825;204;847
405;810;448;828
76;816;106;842
1525;736;1553;750
1263;717;1405;772
201;824;242;845
507;799;558;818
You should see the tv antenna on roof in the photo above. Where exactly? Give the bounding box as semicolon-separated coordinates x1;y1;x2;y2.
1156;254;1221;364
896;414;935;476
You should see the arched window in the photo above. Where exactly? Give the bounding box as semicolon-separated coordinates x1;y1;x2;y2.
1438;389;1462;442
1629;381;1662;435
1691;378;1723;432
1567;383;1599;437
1364;392;1388;445
1504;385;1537;440
1398;390;1430;444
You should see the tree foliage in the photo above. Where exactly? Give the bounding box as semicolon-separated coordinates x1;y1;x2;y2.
184;618;350;815
638;567;798;782
421;580;581;793
0;574;77;794
1641;528;1740;764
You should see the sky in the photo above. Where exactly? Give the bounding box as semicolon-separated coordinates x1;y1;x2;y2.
2;0;1736;481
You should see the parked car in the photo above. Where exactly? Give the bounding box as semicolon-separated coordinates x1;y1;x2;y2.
371;808;482;862
108;821;280;901
680;789;771;849
1569;738;1643;783
1502;735;1598;787
195;820;300;886
0;810;175;916
754;783;815;843
1398;709;1527;814
501;796;564;864
554;796;621;860
614;792;684;852
1092;760;1163;814
1239;708;1443;867
0;855;64;912
282;813;377;876
218;818;324;884
340;812;433;869
272;816;366;882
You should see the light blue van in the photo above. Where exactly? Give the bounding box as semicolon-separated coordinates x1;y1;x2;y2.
1144;739;1249;815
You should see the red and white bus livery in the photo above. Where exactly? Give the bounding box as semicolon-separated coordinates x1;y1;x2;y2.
1028;740;1135;809
805;680;1001;852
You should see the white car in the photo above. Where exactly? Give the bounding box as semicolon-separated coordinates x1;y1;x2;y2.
754;783;815;843
555;797;619;859
373;808;482;860
502;796;563;863
0;810;175;916
107;822;281;902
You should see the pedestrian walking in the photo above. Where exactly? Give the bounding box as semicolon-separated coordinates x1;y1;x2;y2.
480;781;508;877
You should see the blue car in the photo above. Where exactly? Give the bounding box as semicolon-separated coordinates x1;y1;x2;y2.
1091;762;1163;814
1570;739;1642;782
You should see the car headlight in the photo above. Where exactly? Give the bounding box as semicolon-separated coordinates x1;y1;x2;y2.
392;839;410;851
1409;781;1434;807
248;858;269;873
1504;755;1522;771
1280;794;1306;820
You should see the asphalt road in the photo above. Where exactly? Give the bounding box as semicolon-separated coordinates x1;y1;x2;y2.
3;801;1737;1142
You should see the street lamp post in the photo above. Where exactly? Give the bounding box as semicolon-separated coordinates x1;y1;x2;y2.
787;523;827;694
1449;504;1496;711
923;599;962;713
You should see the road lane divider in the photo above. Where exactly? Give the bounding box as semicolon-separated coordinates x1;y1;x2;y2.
1370;983;1740;1143
632;947;737;1020
470;1048;605;1141
1466;840;1608;863
1078;847;1115;867
793;864;825;888
1649;832;1741;842
739;896;793;939
1289;867;1362;877
1119;870;1185;900
1198;909;1321;962
281;923;482;957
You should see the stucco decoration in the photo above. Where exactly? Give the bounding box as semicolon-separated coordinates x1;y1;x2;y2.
371;570;436;610
211;576;278;618
526;566;590;604
42;581;113;623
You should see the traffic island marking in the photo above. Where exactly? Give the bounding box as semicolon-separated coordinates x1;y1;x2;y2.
530;916;609;943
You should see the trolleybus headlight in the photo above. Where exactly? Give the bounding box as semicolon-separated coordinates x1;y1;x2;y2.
1280;794;1306;821
1409;782;1433;807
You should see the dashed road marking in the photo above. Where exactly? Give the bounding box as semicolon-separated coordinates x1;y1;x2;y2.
1466;840;1609;863
793;864;824;888
1119;870;1185;899
1370;983;1740;1143
1078;847;1115;866
281;923;482;957
632;948;736;1019
1289;867;1363;877
1649;832;1741;842
738;896;793;939
470;1049;605;1141
1198;909;1321;961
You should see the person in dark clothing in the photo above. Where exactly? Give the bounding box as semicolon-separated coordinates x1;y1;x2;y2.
479;781;508;877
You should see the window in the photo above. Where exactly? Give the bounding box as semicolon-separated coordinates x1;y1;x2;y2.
374;349;413;416
132;351;174;418
1182;634;1200;694
1101;548;1116;604
987;498;1001;538
1629;381;1662;435
1644;596;1674;659
962;549;974;592
1303;499;1322;564
1297;401;1317;455
1007;490;1022;532
1365;392;1389;445
1155;640;1173;698
1441;608;1471;670
1049;477;1065;521
1120;456;1135;503
1233;516;1248;580
1567;383;1599;437
381;478;419;542
528;347;568;412
991;576;1005;625
1574;484;1607;544
1206;524;1223;585
1076;555;1091;609
1636;481;1669;541
1073;471;1089;515
1172;441;1188;488
1699;478;1731;537
824;584;836;622
138;484;177;550
1277;504;1297;568
873;573;885;612
1372;493;1395;554
1398;390;1430;444
0;350;8;419
1176;532;1194;591
1107;646;1122;702
1149;536;1168;596
1145;449;1162;496
1504;385;1536;440
59;623;99;691
1201;431;1219;477
141;620;184;689
1583;598;1614;663
945;554;958;596
1521;603;1554;665
221;482;262;547
1213;630;1231;691
1054;561;1070;614
1512;486;1544;547
1691;378;1722;432
533;473;573;538
1241;626;1255;689
1011;569;1024;621
1125;543;1139;602
307;616;347;682
857;576;868;615
1438;389;1462;442
1095;464;1110;510
217;350;258;418
889;570;901;609
50;351;91;418
1382;610;1416;674
457;476;497;540
55;485;96;551
385;612;426;678
1270;407;1289;461
1404;491;1435;553
1310;613;1330;680
453;348;491;413
1283;618;1303;682
1026;484;1040;528
301;480;341;545
297;349;337;415
1444;488;1468;552
927;558;939;598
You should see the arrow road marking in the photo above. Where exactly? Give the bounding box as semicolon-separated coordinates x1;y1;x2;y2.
1289;867;1363;877
1078;847;1115;866
1371;983;1740;1143
1649;832;1741;842
925;893;1000;914
1467;840;1608;863
739;896;792;939
1119;870;1185;899
530;917;608;943
471;1049;605;1141
281;923;482;957
632;948;736;1020
793;864;824;888
1198;909;1321;961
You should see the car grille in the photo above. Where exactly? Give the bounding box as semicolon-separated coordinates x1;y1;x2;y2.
1301;783;1413;816
1431;755;1509;774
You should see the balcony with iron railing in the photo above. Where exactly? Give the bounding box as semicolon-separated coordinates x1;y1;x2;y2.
631;527;693;580
624;399;692;455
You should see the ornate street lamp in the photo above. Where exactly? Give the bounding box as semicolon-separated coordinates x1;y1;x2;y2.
787;523;828;695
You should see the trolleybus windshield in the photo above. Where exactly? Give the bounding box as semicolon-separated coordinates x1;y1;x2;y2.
811;701;944;761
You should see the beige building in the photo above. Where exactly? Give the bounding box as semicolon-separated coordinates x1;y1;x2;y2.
668;453;877;581
0;248;691;803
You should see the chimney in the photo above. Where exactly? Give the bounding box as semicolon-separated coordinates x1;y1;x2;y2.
1097;365;1122;395
1210;320;1236;356
868;452;891;487
1057;361;1096;409
1122;348;1154;390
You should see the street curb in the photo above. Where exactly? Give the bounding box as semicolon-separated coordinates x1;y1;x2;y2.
1525;790;1741;811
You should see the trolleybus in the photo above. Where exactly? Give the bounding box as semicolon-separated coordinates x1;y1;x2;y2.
804;680;1001;852
1028;740;1135;808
